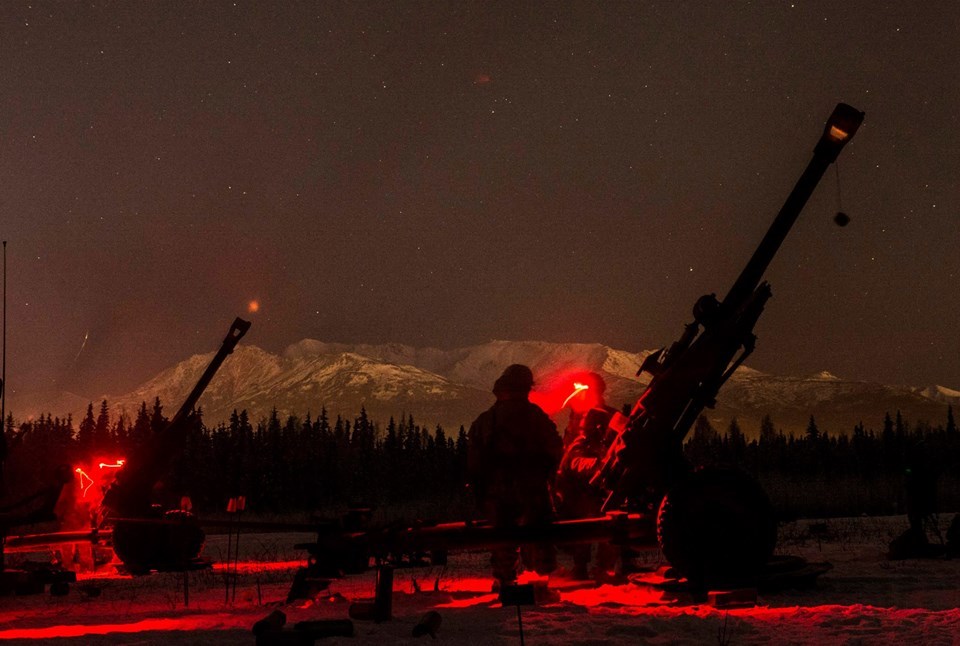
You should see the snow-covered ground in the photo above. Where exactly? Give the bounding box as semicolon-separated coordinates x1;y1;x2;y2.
3;515;960;644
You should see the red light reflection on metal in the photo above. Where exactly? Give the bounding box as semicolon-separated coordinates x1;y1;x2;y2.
98;459;125;469
630;389;650;416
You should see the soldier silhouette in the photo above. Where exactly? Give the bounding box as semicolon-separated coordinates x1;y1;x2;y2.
467;364;562;590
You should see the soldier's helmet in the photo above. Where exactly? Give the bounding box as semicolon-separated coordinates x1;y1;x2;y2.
493;364;535;395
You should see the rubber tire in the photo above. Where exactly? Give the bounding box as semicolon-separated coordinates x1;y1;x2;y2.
112;510;205;574
657;466;776;589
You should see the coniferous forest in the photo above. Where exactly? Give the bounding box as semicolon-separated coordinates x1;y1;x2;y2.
3;400;959;521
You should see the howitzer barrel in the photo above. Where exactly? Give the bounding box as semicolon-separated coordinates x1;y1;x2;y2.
596;103;864;511
723;103;863;310
4;529;107;551
171;317;251;423
299;513;654;572
394;513;653;553
101;318;251;517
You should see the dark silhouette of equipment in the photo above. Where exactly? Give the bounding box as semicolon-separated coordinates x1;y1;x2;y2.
101;317;251;574
288;103;864;602
591;102;863;588
0;465;76;594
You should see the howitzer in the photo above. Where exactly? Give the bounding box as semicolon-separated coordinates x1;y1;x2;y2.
289;103;864;599
101;317;251;573
589;103;864;585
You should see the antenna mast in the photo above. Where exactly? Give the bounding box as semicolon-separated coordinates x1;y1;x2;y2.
1;240;6;495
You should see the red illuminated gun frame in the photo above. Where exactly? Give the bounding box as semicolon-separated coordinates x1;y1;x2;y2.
98;317;251;573
573;103;864;589
291;103;865;596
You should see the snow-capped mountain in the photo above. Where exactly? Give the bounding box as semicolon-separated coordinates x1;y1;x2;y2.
25;340;960;438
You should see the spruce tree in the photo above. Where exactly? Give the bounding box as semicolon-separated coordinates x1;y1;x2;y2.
150;397;167;434
94;399;112;451
130;402;151;446
77;403;96;451
727;417;745;461
759;414;777;443
113;414;128;448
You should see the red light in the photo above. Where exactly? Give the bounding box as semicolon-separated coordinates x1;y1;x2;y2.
74;468;94;497
561;382;591;409
528;369;606;416
73;457;126;501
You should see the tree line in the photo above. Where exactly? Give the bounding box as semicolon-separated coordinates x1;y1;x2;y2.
2;400;470;517
3;400;958;518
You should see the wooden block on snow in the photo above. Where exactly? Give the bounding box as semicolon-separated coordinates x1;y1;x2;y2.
708;588;757;608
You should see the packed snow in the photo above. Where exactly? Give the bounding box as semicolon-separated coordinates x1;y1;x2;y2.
3;515;960;644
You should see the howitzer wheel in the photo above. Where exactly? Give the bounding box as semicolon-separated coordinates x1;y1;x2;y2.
657;466;776;589
111;510;205;575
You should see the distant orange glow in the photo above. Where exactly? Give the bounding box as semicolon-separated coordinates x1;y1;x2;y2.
248;300;260;313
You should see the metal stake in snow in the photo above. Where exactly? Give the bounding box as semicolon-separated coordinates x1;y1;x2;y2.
499;584;535;645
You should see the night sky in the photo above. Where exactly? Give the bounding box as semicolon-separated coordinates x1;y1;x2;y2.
1;1;957;410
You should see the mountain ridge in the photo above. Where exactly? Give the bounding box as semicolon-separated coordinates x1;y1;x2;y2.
13;339;960;439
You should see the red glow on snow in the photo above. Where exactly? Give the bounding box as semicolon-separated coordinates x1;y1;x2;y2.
436;592;500;608
211;559;305;575
0;615;250;640
432;572;673;609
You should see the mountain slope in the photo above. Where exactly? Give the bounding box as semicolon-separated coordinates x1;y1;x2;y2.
21;340;960;438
